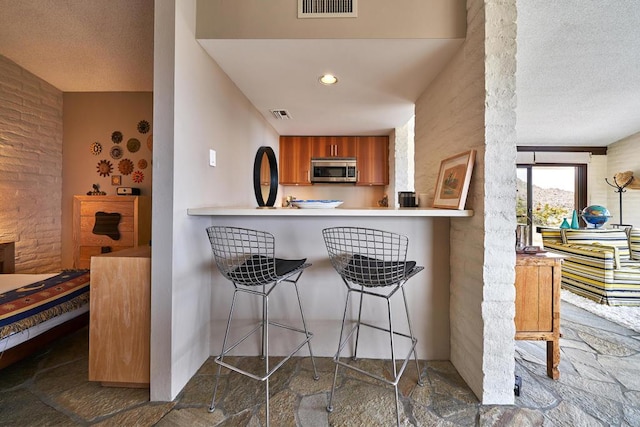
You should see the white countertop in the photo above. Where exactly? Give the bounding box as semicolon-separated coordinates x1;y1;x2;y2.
187;206;473;217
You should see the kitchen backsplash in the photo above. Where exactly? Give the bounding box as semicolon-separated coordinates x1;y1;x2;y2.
279;185;385;208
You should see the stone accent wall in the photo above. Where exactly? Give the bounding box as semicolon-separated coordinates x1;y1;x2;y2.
414;0;517;403
480;0;518;404
392;118;414;206
606;134;640;226
0;55;63;273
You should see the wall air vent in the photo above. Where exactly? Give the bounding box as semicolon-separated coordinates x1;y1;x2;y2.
270;109;292;120
298;0;357;18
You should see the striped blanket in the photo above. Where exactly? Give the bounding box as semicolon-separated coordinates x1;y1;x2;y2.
0;270;90;339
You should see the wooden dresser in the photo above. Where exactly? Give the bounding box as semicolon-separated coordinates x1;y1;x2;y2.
72;195;151;269
89;245;151;387
515;253;564;379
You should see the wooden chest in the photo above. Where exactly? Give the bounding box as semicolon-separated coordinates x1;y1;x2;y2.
72;196;151;269
515;253;564;379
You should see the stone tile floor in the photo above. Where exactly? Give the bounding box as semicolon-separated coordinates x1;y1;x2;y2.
0;301;639;426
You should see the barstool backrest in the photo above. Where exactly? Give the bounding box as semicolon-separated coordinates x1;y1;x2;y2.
322;227;415;287
207;226;278;286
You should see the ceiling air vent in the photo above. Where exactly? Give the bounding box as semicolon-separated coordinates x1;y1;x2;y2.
270;109;292;120
298;0;357;18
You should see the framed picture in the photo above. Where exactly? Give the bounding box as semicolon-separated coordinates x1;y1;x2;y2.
433;150;476;209
111;175;122;186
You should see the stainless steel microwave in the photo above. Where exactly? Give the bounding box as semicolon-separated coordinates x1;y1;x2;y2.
311;157;357;183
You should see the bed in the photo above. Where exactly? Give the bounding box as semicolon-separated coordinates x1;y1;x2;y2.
0;270;90;368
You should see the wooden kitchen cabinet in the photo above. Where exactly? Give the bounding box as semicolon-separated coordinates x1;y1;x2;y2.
73;196;151;269
515;253;563;379
311;136;356;158
89;245;151;387
279;136;312;185
356;136;389;186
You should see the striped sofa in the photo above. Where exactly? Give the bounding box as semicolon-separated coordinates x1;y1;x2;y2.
541;228;640;306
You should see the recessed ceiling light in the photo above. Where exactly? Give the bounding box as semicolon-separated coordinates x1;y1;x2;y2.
319;74;338;85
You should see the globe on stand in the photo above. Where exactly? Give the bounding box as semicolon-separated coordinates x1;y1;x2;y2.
581;205;612;228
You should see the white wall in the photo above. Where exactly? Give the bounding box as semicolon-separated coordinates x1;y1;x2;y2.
414;0;517;404
152;0;281;400
0;55;63;273
588;154;608;208
196;0;466;40
606;134;640;227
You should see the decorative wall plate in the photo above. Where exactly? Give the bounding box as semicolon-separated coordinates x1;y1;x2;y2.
137;120;150;134
90;142;102;155
147;134;153;151
111;131;123;144
127;138;141;153
110;145;123;159
118;158;134;175
137;159;148;169
96;159;113;177
132;170;144;183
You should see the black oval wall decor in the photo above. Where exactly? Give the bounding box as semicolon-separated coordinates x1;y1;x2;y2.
253;146;278;208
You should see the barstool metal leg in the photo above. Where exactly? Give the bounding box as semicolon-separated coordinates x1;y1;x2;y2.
352;286;365;361
260;284;266;360
327;289;352;413
402;287;423;386
293;281;319;380
264;293;270;427
387;297;401;426
209;288;239;412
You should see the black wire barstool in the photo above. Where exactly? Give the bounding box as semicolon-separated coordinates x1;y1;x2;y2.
322;226;424;426
206;226;319;426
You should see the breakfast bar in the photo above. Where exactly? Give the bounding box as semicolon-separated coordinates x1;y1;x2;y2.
188;206;473;361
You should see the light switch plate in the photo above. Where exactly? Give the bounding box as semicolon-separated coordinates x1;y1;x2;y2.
209;149;216;167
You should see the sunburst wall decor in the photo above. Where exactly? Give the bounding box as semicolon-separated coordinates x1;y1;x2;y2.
132;171;144;183
96;159;113;177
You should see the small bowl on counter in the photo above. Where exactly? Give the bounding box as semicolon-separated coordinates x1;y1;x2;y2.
290;200;343;209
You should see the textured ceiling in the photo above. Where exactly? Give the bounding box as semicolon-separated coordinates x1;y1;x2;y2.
0;0;154;92
200;38;463;136
516;0;640;147
1;1;638;145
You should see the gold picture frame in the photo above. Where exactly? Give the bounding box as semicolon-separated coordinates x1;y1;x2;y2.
111;175;122;186
433;150;476;210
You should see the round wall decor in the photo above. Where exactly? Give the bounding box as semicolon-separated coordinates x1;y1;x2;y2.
147;134;153;151
96;159;113;177
111;131;123;144
127;138;141;153
118;159;134;175
132;170;144;183
110;145;123;159
137;120;150;134
137;159;148;169
90;142;102;155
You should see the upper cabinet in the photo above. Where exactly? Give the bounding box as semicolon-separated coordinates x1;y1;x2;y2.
280;135;389;186
279;136;312;185
356;136;389;186
311;136;356;158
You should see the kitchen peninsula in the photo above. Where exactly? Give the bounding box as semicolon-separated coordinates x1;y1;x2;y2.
188;206;473;361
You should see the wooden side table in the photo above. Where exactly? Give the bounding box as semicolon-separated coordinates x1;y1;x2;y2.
515;252;564;379
89;245;151;387
0;242;15;273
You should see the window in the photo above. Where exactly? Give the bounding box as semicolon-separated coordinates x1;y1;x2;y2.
517;164;587;246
